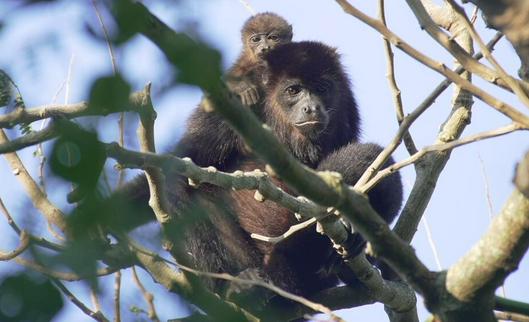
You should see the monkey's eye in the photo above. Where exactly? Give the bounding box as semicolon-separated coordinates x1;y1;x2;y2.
285;85;302;96
250;36;261;43
268;34;280;42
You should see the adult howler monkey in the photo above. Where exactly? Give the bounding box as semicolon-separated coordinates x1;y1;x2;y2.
112;41;402;304
181;41;402;297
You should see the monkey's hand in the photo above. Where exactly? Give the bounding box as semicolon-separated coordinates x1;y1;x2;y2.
236;81;260;106
223;268;274;310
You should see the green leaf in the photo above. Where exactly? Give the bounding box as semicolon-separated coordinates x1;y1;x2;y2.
112;0;148;44
88;74;131;113
0;273;63;322
49;123;106;191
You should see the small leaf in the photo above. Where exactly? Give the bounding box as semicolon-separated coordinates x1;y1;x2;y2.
0;273;63;322
112;0;148;44
49;123;106;191
88;74;131;113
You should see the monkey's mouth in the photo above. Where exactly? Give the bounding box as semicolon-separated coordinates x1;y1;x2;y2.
295;121;321;127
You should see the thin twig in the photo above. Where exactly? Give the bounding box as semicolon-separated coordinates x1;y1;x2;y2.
90;287;103;315
470;5;479;24
238;0;256;15
335;0;529;127
0;231;30;261
113;270;122;322
478;155;495;220
445;0;529;110
422;216;442;270
91;0;118;75
0;197;21;234
378;0;417;155
353;31;502;189
52;279;110;322
14;257;120;281
360;123;526;193
131;266;160;322
91;0;126;188
251;217;317;243
131;243;345;322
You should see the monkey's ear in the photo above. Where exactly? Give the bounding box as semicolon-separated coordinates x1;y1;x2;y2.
287;25;293;40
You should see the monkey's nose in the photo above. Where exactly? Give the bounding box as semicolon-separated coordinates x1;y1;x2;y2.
302;105;320;114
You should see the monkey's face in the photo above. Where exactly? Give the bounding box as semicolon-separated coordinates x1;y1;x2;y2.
247;31;290;61
275;77;333;138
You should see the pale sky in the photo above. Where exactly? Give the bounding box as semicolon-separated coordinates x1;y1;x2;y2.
0;1;528;321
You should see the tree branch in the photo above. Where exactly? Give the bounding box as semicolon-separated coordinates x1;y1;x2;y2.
0;90;147;128
335;0;529;127
52;279;110;322
446;151;529;301
0;129;68;233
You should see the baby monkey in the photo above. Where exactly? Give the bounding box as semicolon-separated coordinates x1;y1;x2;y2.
226;12;293;107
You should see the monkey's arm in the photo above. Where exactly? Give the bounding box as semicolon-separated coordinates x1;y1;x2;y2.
173;106;245;170
317;142;403;223
317;142;403;283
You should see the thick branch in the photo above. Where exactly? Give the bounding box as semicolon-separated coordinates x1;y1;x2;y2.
446;151;529;301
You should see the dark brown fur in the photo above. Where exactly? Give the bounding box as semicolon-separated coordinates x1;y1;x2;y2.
110;42;402;312
182;42;401;298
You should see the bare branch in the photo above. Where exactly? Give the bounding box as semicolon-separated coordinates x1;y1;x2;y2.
446;150;529;301
52;279;110;322
465;0;529;80
131;266;160;322
0;90;147;129
0;129;68;233
445;0;529;110
335;0;529;127
0;123;60;154
113;271;122;322
378;0;417;156
0;196;22;234
405;0;529;96
250;217;317;243
495;311;529;322
0;231;30;261
125;237;259;322
14;258;119;281
362;123;527;192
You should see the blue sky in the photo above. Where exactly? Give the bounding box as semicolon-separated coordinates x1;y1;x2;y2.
0;0;528;321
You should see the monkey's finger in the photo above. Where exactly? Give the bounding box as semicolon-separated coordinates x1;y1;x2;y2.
241;93;251;106
248;88;259;105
